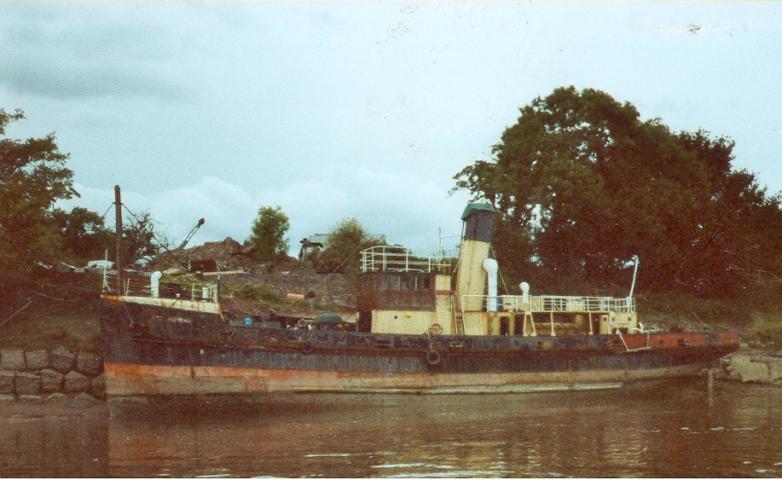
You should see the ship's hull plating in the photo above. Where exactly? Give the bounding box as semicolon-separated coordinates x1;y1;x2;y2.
100;297;738;396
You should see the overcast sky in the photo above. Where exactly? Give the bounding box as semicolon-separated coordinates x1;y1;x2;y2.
1;2;780;257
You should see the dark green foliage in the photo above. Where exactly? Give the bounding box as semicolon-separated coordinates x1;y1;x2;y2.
249;206;290;261
455;87;782;296
52;207;113;265
317;218;385;274
0;109;77;295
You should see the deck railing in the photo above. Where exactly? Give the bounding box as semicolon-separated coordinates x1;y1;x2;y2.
103;273;218;303
361;245;451;273
460;294;635;313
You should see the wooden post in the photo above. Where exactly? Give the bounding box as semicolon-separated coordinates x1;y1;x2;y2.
114;185;123;295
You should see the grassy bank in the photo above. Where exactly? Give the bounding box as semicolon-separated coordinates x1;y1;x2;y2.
638;292;782;346
0;295;100;352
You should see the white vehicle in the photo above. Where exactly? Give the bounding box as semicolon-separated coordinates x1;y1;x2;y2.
86;260;114;270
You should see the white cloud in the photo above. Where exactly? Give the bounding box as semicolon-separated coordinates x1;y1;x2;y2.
60;173;471;258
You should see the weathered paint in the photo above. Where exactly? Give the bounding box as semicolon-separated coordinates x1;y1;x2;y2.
100;298;738;397
103;360;714;395
455;239;491;315
102;294;222;315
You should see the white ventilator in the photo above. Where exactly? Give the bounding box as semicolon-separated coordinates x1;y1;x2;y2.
150;271;162;298
520;282;530;304
483;258;499;312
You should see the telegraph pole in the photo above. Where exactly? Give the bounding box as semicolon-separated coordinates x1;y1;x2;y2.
114;185;123;294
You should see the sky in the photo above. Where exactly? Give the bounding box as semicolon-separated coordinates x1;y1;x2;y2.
1;2;781;258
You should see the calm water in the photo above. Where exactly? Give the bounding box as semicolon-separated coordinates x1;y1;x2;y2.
1;380;781;477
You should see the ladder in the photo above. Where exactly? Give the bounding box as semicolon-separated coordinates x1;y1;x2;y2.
452;297;465;335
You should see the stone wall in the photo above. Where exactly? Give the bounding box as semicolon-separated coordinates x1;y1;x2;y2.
714;350;782;385
0;347;104;402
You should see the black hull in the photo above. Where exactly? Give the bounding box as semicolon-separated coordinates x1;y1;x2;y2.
100;298;738;395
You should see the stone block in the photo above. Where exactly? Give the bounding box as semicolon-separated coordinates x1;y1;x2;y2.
76;352;103;376
46;392;68;402
737;362;769;384
14;372;41;395
0;371;14;394
63;371;89;393
0;349;25;370
40;369;64;393
74;392;96;402
50;346;75;373
18;395;43;403
24;350;49;370
90;373;106;399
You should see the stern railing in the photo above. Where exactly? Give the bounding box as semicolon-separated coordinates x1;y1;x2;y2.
103;273;218;303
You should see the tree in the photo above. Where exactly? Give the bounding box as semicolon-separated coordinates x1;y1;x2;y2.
316;218;385;274
52;207;113;265
249;206;290;261
121;211;161;266
0;109;77;293
454;87;782;296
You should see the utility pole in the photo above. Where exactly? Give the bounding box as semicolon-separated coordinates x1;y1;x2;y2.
114;185;123;294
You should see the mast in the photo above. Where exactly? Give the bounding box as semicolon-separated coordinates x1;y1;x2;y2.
114;185;123;294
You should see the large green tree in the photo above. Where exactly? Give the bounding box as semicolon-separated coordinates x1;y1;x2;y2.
317;218;385;274
0;109;77;292
52;207;113;265
454;87;782;296
249;206;290;261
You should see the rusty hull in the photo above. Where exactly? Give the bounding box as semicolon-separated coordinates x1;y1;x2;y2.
99;298;738;396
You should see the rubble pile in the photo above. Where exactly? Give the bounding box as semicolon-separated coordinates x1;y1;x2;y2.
151;237;255;272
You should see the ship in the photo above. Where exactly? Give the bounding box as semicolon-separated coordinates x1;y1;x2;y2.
99;203;738;396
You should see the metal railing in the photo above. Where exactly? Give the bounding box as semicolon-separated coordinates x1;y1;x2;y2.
103;274;219;303
361;245;451;273
460;294;635;313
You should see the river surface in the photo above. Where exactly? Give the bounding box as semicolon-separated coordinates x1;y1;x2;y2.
0;380;780;477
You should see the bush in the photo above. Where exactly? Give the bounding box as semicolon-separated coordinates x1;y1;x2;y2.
230;283;280;303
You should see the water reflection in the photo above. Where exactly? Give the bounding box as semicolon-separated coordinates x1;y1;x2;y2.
0;403;107;477
1;380;781;477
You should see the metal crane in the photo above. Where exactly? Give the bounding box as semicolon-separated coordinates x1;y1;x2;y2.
177;218;205;250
